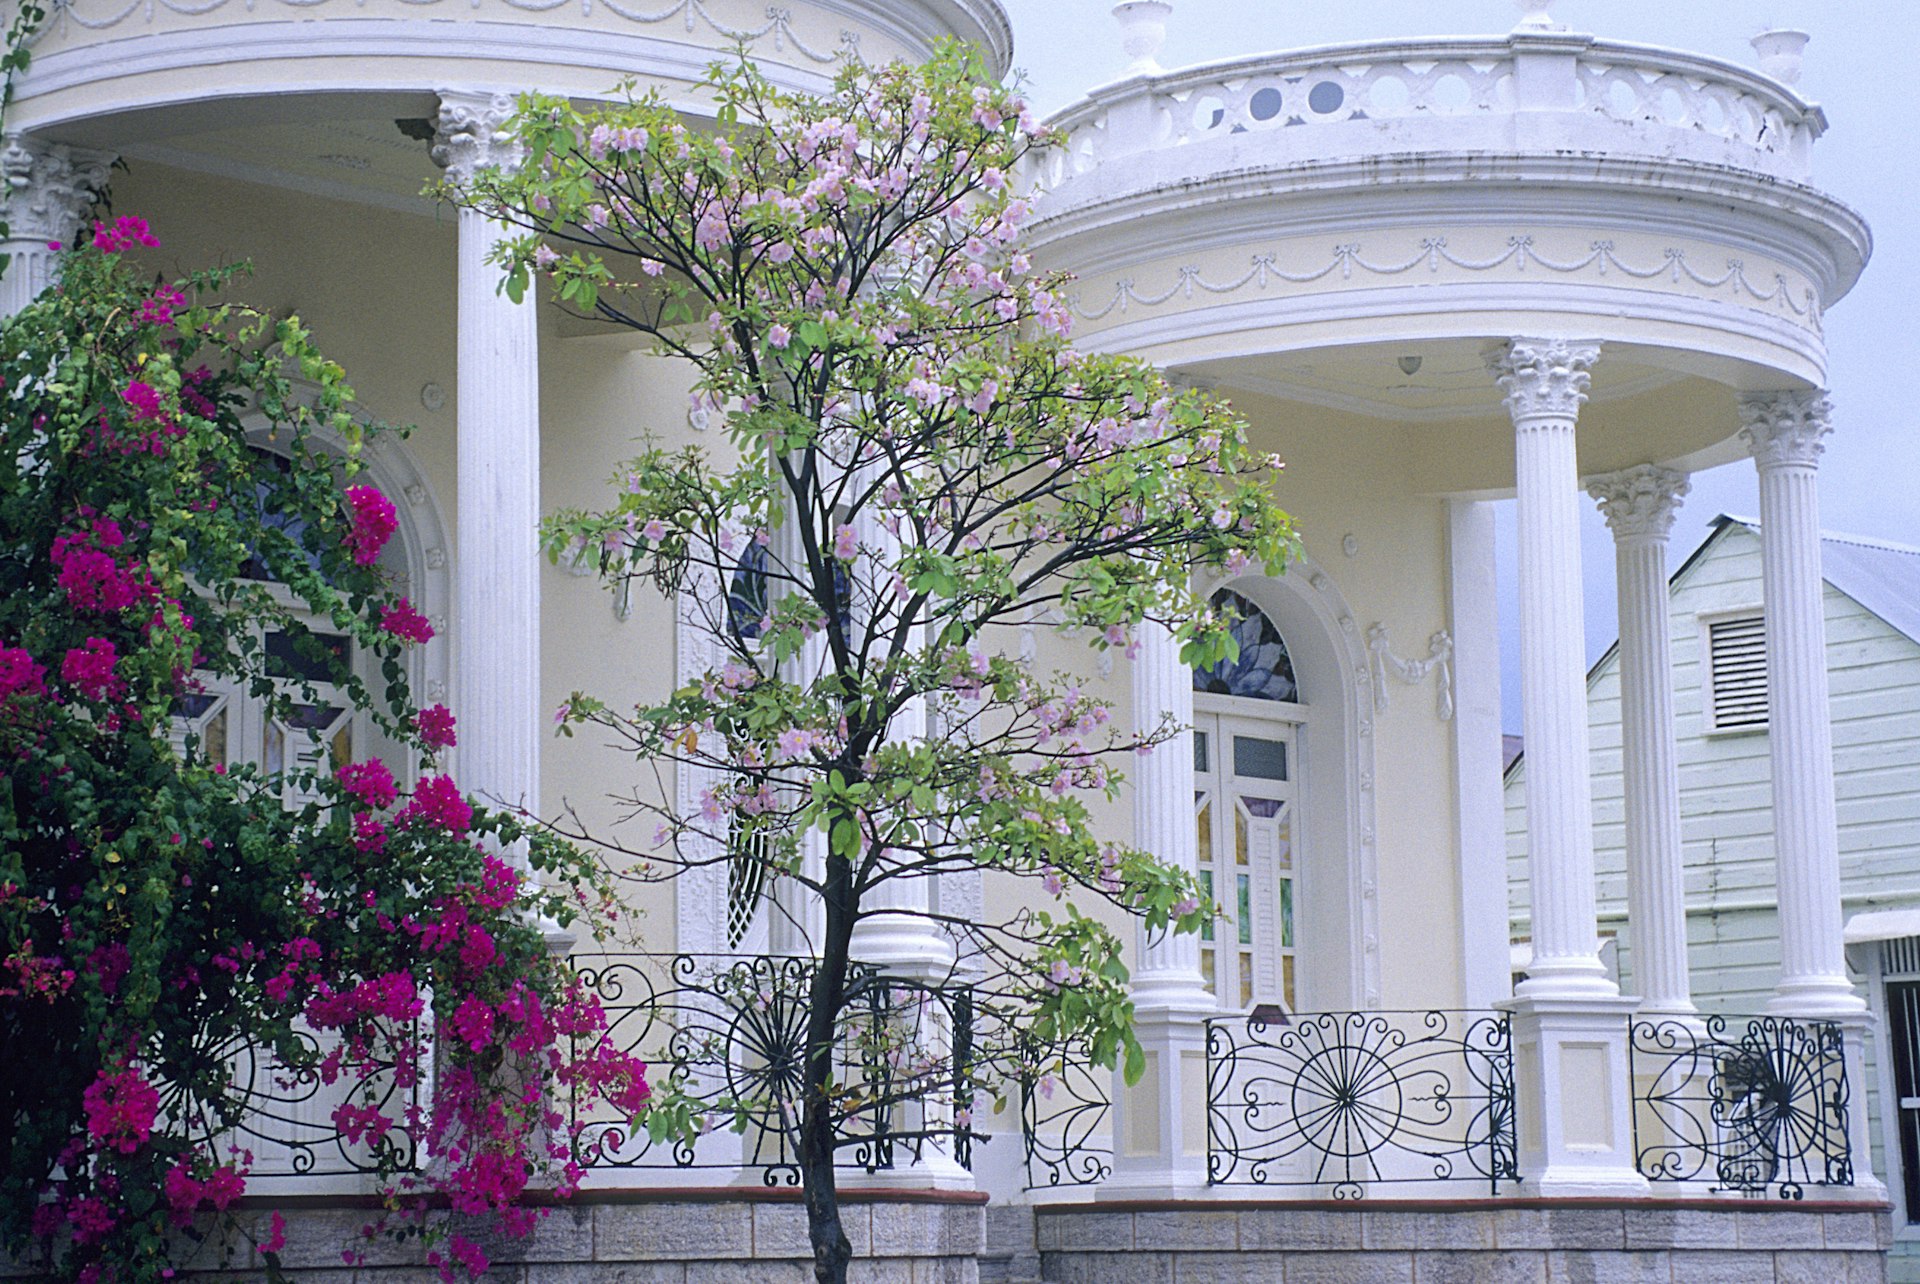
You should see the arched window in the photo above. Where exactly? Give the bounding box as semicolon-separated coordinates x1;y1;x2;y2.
173;444;420;812
1192;588;1303;1013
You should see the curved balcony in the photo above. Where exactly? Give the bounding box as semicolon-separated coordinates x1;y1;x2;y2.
1025;28;1872;468
10;0;1011;132
1040;33;1823;194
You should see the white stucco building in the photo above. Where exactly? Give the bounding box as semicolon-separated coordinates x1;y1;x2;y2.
1;0;1895;1276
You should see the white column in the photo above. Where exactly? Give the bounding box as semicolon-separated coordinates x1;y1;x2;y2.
1490;339;1644;1198
1446;499;1513;1009
1492;338;1612;999
1588;466;1696;1017
433;93;542;830
1103;619;1213;1195
1737;393;1863;1019
0;137;113;317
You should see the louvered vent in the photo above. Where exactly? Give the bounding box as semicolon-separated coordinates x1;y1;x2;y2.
1886;936;1920;980
1708;615;1768;731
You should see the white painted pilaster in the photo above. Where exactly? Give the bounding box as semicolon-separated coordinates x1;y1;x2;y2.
1588;465;1696;1017
434;92;541;832
1103;619;1214;1195
0;136;112;317
1446;499;1512;1010
1491;338;1646;1198
1738;392;1866;1021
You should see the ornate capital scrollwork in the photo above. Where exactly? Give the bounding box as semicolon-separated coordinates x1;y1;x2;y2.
1487;338;1602;422
1738;390;1832;470
431;91;523;188
1;135;114;246
1588;464;1690;543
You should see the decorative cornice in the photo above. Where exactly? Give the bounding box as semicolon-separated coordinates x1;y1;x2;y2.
1588;464;1690;543
1;135;113;244
31;0;865;64
1068;236;1825;335
1738;389;1832;470
1487;338;1601;423
432;91;523;187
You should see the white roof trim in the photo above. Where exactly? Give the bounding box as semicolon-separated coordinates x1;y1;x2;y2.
1843;909;1920;946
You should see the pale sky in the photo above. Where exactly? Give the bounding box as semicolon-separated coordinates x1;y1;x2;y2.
1004;1;1917;731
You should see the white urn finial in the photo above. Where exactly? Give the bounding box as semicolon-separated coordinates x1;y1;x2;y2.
1513;0;1558;31
1114;1;1172;76
1751;28;1810;86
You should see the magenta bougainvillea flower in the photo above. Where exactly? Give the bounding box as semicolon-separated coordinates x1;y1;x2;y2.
344;484;397;567
380;598;434;644
415;703;457;750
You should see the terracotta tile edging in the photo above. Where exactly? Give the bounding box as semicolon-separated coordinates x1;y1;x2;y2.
1030;1196;1890;1215
233;1185;990;1212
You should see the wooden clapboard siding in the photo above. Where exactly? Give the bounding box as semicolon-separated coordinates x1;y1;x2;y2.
1504;519;1920;1260
1508;522;1920;947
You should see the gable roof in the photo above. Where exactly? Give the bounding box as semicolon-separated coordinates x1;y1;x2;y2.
1714;515;1920;649
1503;513;1920;783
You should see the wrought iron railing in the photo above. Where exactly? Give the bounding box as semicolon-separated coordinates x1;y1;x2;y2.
570;953;975;1186
1206;1009;1519;1196
1628;1014;1852;1197
1017;1036;1112;1189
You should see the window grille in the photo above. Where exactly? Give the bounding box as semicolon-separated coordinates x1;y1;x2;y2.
1885;948;1920;1222
1706;614;1768;731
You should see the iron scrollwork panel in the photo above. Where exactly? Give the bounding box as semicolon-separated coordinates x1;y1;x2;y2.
1206;1010;1518;1197
1016;1036;1113;1189
1629;1014;1852;1197
569;954;975;1185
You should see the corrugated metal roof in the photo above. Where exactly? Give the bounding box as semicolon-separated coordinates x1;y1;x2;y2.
1721;514;1920;646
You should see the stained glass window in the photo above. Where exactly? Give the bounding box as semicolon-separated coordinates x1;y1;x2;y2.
727;542;851;643
1193;589;1298;703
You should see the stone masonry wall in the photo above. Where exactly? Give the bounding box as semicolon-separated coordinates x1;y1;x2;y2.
6;1194;986;1284
1034;1200;1892;1284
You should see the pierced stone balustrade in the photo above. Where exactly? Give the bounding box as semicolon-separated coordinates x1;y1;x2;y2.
1036;32;1824;198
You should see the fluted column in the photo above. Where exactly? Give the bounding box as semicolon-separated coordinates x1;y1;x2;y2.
0;136;113;317
1130;620;1211;1002
1738;393;1863;1019
1492;338;1613;998
1102;618;1213;1196
1491;339;1644;1197
434;92;541;832
1590;465;1696;1016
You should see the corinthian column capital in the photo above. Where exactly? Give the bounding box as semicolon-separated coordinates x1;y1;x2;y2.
432;90;524;187
1488;338;1602;422
1738;390;1832;470
2;135;114;246
1588;464;1690;543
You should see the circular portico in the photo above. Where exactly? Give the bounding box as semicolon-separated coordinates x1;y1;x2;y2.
1034;8;1877;1201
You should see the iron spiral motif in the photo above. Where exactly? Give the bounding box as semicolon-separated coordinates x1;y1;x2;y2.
569;954;976;1185
1206;1010;1518;1196
156;1018;426;1181
1628;1015;1852;1197
1017;1036;1113;1188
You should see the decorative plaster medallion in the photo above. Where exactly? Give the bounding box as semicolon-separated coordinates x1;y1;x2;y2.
421;382;446;412
1341;534;1358;559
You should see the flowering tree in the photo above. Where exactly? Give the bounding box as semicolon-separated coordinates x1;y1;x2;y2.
456;45;1295;1283
0;220;649;1283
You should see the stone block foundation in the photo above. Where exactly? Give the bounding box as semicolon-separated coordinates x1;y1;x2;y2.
1;1190;985;1284
1034;1199;1893;1284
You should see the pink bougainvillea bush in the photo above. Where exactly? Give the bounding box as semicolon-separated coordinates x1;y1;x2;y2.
0;224;647;1283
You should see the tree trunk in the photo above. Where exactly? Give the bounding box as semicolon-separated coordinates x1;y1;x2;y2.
801;846;856;1284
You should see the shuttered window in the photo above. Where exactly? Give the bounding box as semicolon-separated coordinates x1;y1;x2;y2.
1706;614;1768;731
